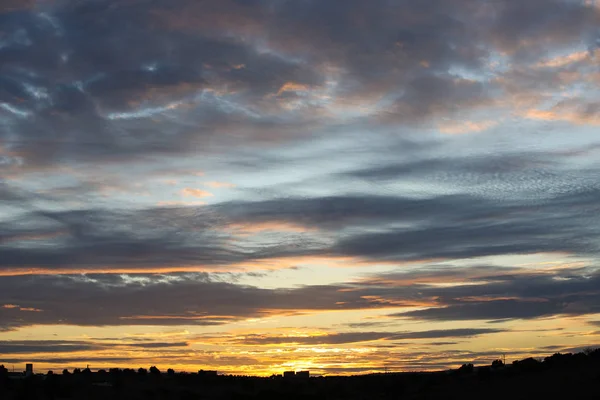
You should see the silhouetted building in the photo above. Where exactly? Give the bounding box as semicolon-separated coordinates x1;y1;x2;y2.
25;363;33;377
296;371;309;379
283;371;295;379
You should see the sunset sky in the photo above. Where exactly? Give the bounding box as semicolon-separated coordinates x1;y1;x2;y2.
2;0;600;376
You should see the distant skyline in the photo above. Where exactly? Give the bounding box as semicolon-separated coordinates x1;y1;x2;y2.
1;0;600;375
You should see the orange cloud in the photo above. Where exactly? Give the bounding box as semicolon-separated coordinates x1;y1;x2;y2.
535;50;590;68
0;230;67;243
525;108;600;126
181;188;214;198
223;221;316;234
0;254;414;277
19;307;43;312
438;120;497;135
277;82;311;95
2;304;43;312
204;181;236;188
157;200;206;207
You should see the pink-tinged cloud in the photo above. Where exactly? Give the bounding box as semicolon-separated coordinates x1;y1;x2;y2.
204;181;236;188
181;188;214;198
438;120;498;135
535;50;590;68
525;106;600;126
277;82;312;96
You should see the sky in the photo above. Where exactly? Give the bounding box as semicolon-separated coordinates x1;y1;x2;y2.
1;0;600;376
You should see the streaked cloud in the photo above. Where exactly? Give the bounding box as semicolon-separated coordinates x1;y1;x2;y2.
204;181;236;189
181;188;214;198
229;329;502;345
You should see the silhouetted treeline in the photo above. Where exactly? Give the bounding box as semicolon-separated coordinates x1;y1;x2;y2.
2;348;600;399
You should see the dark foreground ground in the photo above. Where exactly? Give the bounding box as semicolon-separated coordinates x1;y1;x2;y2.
2;351;600;400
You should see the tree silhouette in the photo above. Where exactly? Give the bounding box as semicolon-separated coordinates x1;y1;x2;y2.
458;363;474;374
149;366;161;375
167;368;175;376
491;359;504;369
513;357;540;372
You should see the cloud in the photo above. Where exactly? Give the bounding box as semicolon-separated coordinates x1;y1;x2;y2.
204;181;236;189
525;101;600;126
438;120;498;135
2;264;599;330
387;267;600;322
0;340;102;354
1;0;596;175
0;0;326;172
1;0;600;373
377;74;494;125
0;0;35;14
484;0;600;57
1;172;600;273
230;328;501;345
123;341;189;349
397;300;563;322
181;188;214;198
0;273;403;330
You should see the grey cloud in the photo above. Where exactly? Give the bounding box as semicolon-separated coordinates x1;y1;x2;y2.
2;0;595;173
1;184;600;272
0;340;103;354
0;273;406;330
389;268;600;322
391;329;502;340
342;151;562;182
343;321;394;329
263;0;487;94
235;332;392;345
124;342;189;349
218;145;600;262
379;73;493;124
6;266;593;329
486;0;600;58
397;300;565;322
216;193;509;231
329;189;600;262
232;328;501;345
0;206;254;270
333;219;583;262
0;0;324;171
425;342;459;346
0;356;137;365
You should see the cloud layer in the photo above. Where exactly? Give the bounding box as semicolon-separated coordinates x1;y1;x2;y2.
1;0;600;374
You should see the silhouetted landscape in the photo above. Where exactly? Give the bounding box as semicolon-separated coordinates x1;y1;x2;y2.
3;349;600;399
